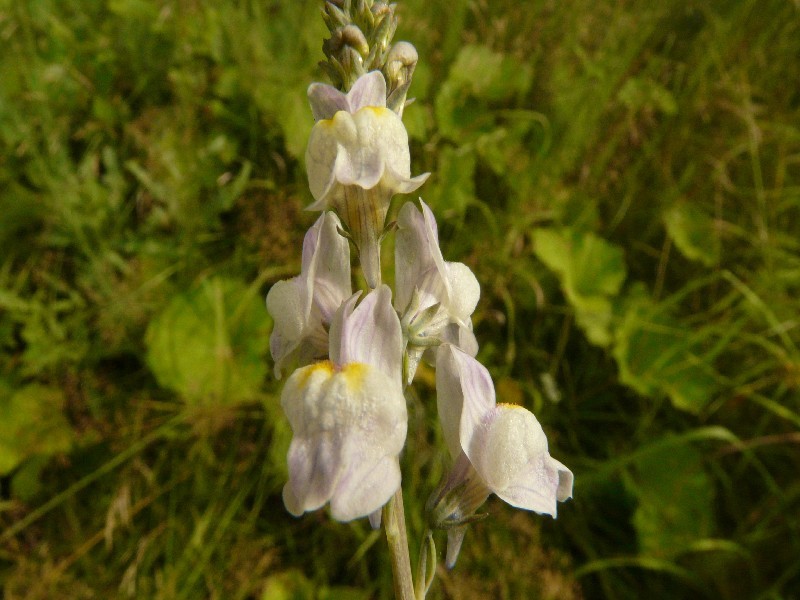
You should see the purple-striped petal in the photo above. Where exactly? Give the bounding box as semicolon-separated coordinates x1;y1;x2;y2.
330;286;403;387
435;345;496;458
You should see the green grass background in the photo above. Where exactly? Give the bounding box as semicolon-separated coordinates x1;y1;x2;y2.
2;0;800;598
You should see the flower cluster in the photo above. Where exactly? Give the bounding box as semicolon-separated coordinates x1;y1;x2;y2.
266;7;572;577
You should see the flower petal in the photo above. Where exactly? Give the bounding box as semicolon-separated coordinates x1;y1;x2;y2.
435;345;496;458
395;199;447;313
280;358;407;521
307;82;349;121
444;262;480;323
330;453;402;522
441;323;479;357
383;164;430;195
308;72;387;122
280;361;346;514
266;279;306;379
551;457;575;502
419;199;447;278
330;286;403;387
306;120;342;207
346;71;387;112
283;428;341;515
469;404;572;517
307;106;420;209
334;108;409;191
267;213;351;378
395;201;429;313
308;212;351;321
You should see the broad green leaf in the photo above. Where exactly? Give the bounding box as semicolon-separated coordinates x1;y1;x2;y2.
618;77;678;116
0;384;75;476
533;227;627;346
435;45;532;141
260;570;314;600
145;277;271;406
446;45;533;102
11;455;49;502
613;287;717;413
663;202;720;267
319;588;371;600
272;83;315;159
630;441;714;557
426;144;476;219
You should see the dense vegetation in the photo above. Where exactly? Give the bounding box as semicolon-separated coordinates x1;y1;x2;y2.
2;1;799;598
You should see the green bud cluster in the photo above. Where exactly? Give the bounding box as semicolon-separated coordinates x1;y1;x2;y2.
320;0;417;114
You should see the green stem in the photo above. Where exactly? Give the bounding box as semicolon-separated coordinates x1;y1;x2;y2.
414;529;436;600
383;488;415;600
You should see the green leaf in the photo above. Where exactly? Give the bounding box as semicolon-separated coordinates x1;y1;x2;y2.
145;277;271;406
618;77;678;116
435;45;533;141
613;287;717;412
630;440;714;557
663;202;720;267
319;587;371;600
0;384;75;476
260;570;315;600
426;144;476;219
272;83;315;159
533;227;627;346
11;455;49;502
446;45;533;102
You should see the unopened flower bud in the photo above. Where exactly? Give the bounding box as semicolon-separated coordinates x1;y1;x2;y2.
384;42;418;115
371;1;392;18
341;24;370;57
385;41;418;89
326;25;370;58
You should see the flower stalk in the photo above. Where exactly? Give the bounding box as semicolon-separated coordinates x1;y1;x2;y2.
266;1;573;598
383;488;415;600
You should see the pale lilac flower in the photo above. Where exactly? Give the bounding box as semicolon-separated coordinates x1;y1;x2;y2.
266;212;351;379
305;72;429;288
434;344;573;566
281;286;407;522
395;200;480;383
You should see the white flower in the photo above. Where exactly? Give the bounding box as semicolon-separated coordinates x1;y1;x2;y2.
436;344;573;513
266;212;351;379
305;72;429;288
434;344;573;566
281;285;407;522
395;199;480;383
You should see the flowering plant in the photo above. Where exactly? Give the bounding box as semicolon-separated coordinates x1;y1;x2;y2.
266;2;573;597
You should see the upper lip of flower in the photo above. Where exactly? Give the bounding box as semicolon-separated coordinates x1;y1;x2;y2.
307;70;388;121
266;211;351;378
395;199;480;326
